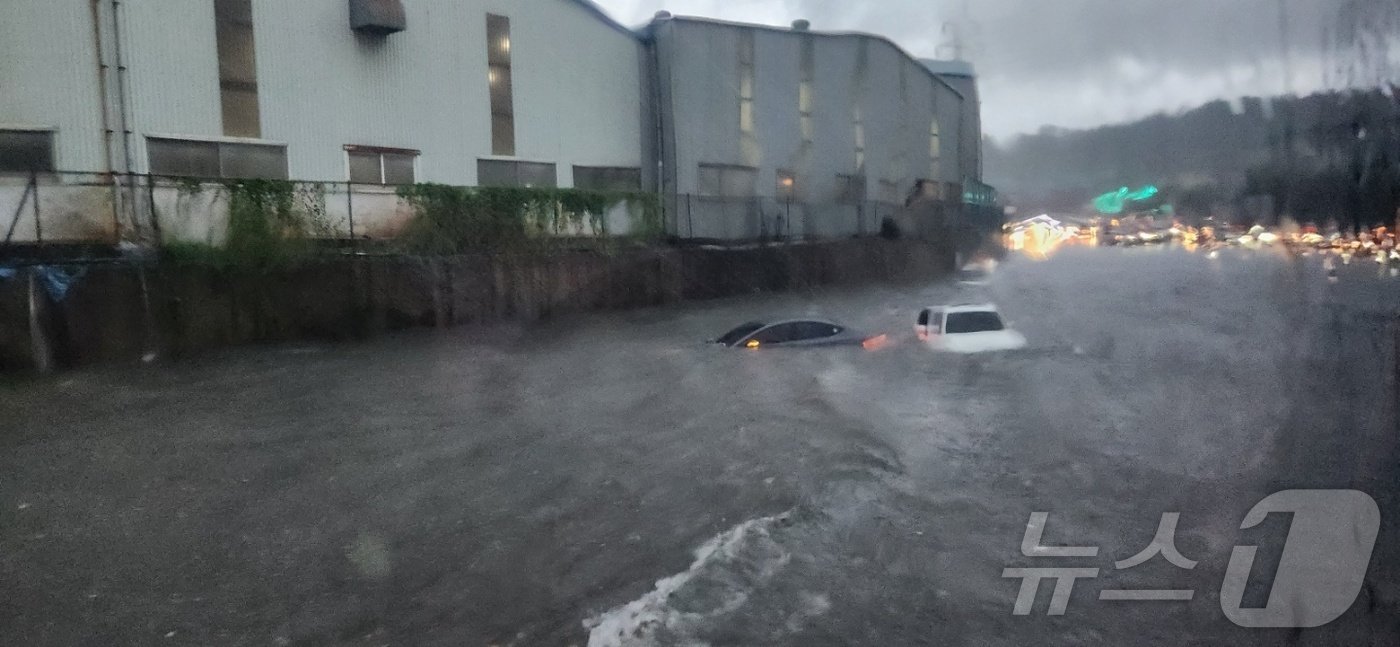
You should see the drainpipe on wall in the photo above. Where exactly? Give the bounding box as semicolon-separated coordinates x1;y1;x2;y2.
89;0;123;241
108;0;139;241
648;13;672;237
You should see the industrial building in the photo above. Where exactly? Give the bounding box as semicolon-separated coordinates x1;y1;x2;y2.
647;15;984;239
0;0;992;243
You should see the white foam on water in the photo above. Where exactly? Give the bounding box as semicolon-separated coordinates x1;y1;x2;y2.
584;513;792;647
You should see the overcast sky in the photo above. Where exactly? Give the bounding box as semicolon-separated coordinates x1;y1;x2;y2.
593;0;1363;141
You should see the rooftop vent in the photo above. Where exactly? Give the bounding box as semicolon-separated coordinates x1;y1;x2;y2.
792;19;811;31
655;11;673;21
350;0;406;36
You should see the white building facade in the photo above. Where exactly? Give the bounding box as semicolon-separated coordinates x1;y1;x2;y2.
0;2;985;244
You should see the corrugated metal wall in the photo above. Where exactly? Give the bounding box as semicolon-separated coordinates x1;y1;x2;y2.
252;0;646;184
0;1;107;173
3;0;645;186
119;0;224;175
660;19;969;204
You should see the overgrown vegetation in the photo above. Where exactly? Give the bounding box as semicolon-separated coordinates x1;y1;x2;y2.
395;184;662;255
162;179;334;271
159;180;665;269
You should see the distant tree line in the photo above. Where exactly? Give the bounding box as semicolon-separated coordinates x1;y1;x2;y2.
987;87;1400;230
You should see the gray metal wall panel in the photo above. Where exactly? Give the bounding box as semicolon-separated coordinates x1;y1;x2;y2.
0;1;107;173
120;0;224;173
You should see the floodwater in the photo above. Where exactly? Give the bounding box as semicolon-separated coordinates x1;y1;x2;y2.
2;246;1399;646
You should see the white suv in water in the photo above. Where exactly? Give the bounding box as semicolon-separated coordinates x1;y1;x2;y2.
915;304;1027;353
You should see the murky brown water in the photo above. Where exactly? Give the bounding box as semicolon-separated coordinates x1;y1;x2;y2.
3;246;1398;646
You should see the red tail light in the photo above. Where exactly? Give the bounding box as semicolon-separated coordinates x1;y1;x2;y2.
863;334;890;351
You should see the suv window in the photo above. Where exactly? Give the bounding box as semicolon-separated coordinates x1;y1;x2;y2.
945;312;1005;334
919;310;943;333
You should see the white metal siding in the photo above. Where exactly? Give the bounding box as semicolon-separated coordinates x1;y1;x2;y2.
4;0;643;185
119;0;224;174
253;0;644;184
0;0;106;173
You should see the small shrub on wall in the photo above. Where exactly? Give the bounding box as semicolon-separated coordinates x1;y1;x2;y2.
396;184;662;255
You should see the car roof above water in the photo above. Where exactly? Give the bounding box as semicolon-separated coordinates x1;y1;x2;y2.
926;303;1000;315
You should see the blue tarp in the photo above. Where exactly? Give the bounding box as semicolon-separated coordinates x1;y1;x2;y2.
35;265;86;302
0;265;86;301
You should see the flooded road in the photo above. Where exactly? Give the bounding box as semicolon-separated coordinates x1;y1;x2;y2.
3;246;1399;646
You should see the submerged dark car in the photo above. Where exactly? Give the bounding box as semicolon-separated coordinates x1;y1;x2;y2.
714;320;877;349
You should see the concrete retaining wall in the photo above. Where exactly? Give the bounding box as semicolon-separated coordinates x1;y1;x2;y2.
0;239;952;372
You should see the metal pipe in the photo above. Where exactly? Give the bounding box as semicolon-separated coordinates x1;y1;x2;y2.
89;0;122;240
146;174;161;240
31;171;42;244
347;182;356;240
109;0;138;239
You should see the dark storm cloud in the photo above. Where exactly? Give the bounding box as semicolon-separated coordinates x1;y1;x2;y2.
776;0;1347;86
596;0;1360;135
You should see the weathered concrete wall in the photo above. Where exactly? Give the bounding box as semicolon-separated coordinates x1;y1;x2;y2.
0;239;952;372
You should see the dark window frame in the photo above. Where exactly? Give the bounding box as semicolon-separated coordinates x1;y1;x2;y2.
572;165;642;193
147;136;288;180
945;311;1006;334
346;145;419;185
477;159;557;188
215;0;261;138
486;14;515;156
0;128;56;174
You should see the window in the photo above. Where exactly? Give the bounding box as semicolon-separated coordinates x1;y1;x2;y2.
697;164;756;198
930;117;942;179
477;159;556;188
836;174;866;204
799;37;815;147
487;14;514;156
215;0;260;138
573;166;641;193
718;322;765;346
853;41;868;170
796;321;842;340
776;170;797;201
945;312;1006;334
738;31;756;137
854;105;866;170
347;146;418;185
0;129;55;174
750;323;802;345
147;137;288;179
918;310;943;334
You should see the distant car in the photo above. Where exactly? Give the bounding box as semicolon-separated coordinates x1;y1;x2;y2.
915;304;1027;354
715;319;874;349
